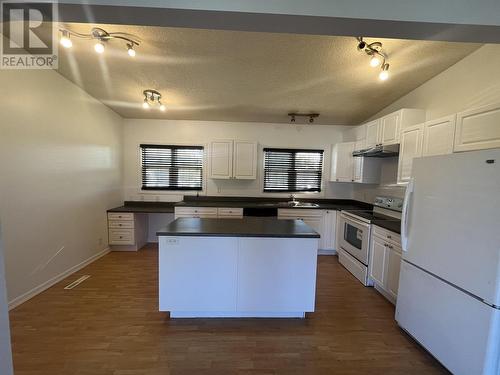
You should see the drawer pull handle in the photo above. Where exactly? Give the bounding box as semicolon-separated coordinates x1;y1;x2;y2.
119;236;123;239
387;235;392;239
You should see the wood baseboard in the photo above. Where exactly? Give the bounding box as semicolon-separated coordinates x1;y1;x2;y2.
8;247;110;310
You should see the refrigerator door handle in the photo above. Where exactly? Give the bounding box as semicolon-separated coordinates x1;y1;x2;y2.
401;178;414;252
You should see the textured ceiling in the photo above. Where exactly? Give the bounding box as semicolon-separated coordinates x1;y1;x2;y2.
55;23;481;125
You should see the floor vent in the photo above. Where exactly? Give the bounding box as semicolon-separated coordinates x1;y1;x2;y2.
64;275;91;290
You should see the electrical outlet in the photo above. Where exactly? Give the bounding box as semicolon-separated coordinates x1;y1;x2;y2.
166;237;179;246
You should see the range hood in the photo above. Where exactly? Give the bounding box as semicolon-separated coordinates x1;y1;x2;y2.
353;144;400;158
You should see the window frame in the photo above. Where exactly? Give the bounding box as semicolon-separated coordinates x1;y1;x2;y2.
138;143;206;193
262;147;325;194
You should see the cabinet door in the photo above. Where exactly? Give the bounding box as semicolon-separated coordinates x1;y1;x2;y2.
210;140;233;179
369;235;387;286
386;246;402;300
365;120;380;148
353;157;363;182
380;112;401;145
320;210;336;250
397;124;423;184
454;102;500;152
423;115;456;156
331;142;354;182
233;141;257;179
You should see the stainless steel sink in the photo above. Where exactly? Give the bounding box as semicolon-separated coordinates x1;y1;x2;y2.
287;201;319;208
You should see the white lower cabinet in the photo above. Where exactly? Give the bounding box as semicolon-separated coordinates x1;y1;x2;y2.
174;207;219;219
175;206;243;219
107;212;148;251
278;209;337;253
369;225;402;304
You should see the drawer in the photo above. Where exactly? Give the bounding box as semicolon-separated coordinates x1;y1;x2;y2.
109;229;135;245
175;207;218;218
108;212;134;221
373;225;401;246
277;208;324;220
217;208;243;217
108;220;134;229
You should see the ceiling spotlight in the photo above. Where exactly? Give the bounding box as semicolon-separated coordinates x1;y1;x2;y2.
127;43;136;57
379;63;390;81
143;89;165;111
94;41;105;54
288;112;319;124
59;27;140;57
369;55;381;67
60;30;72;48
357;37;390;80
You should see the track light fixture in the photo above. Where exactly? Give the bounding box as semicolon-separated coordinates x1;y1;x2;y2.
288;112;320;124
357;37;390;81
59;27;140;57
142;90;166;111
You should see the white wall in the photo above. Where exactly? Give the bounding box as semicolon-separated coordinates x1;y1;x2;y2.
0;225;13;375
123;119;353;201
0;69;124;307
352;44;500;202
369;44;500;122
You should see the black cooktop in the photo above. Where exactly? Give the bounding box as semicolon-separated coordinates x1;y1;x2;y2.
343;210;399;223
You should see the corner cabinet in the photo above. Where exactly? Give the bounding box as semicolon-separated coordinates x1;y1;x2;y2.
332;141;381;184
369;225;402;304
278;209;337;253
330;142;355;182
209;140;257;179
454;102;500;152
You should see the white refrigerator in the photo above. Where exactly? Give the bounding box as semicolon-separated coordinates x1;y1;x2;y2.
396;149;500;375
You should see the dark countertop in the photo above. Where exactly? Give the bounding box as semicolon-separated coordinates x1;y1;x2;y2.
108;202;176;213
175;197;372;211
108;197;371;214
372;219;402;234
156;217;321;238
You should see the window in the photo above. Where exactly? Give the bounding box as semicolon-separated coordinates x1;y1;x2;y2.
140;144;204;191
263;148;324;193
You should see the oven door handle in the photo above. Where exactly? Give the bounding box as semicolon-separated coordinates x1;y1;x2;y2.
340;213;371;229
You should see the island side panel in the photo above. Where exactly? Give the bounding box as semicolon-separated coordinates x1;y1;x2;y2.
159;236;238;312
236;237;318;313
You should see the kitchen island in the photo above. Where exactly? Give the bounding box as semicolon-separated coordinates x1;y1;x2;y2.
157;217;320;318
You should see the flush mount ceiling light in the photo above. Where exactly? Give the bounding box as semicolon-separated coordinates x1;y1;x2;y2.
288;112;320;124
356;37;390;81
59;27;140;57
143;89;166;111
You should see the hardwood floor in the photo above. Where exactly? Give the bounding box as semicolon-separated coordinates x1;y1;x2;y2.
9;244;448;375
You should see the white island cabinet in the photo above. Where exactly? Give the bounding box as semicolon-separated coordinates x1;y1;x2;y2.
158;217;319;318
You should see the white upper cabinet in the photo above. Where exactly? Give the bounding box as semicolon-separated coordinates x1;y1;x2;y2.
233;141;257;179
422;115;456;157
210;140;233;179
380;111;401;145
210;140;257;179
454;102;500;152
379;109;426;146
397;124;424;184
365;120;381;148
330;142;354;182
